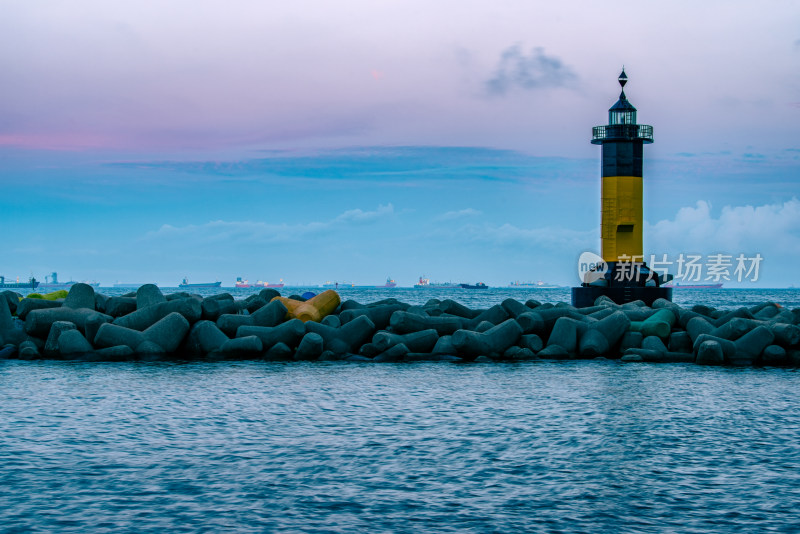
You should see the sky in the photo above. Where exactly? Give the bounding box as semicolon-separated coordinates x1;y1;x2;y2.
1;0;798;287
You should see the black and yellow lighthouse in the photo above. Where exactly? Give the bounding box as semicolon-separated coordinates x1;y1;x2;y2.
572;69;672;307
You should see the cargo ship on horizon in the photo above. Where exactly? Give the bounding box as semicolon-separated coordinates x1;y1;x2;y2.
509;281;562;288
39;272;99;290
413;276;459;289
178;277;222;289
0;275;39;289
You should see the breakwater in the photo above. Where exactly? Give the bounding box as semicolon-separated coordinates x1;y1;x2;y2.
1;283;798;365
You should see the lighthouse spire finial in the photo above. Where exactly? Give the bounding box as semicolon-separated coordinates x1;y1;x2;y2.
618;67;628;88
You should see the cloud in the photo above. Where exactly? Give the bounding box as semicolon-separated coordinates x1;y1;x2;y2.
144;204;395;244
436;208;482;221
485;45;578;96
335;204;394;223
439;221;596;251
647;198;800;255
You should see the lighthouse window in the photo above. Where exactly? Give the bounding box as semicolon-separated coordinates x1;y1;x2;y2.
610;111;636;125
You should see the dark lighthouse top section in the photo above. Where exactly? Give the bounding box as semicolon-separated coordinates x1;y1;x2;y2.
591;69;653;177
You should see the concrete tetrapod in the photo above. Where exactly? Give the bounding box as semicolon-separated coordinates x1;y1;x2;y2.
136;284;166;310
451;319;523;359
237;319;306;351
389;311;464;336
63;283;96;310
372;329;439;354
113;298;201;332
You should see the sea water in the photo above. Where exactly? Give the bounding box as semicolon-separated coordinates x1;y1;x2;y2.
2;288;799;532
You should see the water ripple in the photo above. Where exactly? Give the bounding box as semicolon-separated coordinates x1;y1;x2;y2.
1;361;800;532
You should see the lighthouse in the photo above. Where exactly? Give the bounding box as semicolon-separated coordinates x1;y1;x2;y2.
572;69;672;307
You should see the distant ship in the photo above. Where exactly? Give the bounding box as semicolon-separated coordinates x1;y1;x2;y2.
354;278;398;289
413;276;459;289
0;275;39;289
178;277;222;289
262;280;285;288
322;281;355;288
663;282;723;289
235;277;251;288
38;272;99;290
509;281;562;288
460;282;488;289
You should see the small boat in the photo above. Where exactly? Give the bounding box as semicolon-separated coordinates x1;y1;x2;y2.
178;277;222;289
0;275;39;289
663;282;723;289
413;276;459;289
235;277;251;288
460;282;488;289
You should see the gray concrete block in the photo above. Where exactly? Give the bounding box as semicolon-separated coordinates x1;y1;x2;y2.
113;298;201;332
452;319;523;359
518;334;543;353
26;308;113;338
95;345;135;361
294;332;324;361
389;311;464;335
238;319;306;350
64;283;95;310
186;320;229;355
374;343;409;362
16;298;61;320
438;299;481;319
761;344;787;366
578;328;610;358
372;329;439;354
733;325;774;365
515;312;546;335
104;297;137;318
142;312;190;353
94;322;146;350
686;316;715;343
431;335;457;355
340;304;405;330
641;335;668;354
619;331;643;352
136;284;166;309
668;331;693;353
135;340;166;356
321;314;341;328
201;293;235;320
263;342;292;361
219;336;264;359
692;334;737;362
537;344;570;359
251;300;288;327
44;321;77;357
696;340;724;365
57;330;94;357
18;340;41;360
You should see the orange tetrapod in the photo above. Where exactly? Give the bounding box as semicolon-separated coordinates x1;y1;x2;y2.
271;289;341;323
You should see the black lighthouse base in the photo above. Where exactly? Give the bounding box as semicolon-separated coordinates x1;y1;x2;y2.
571;261;673;308
571;285;672;308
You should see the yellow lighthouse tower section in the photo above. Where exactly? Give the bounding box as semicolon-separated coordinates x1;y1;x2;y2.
601;175;643;263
